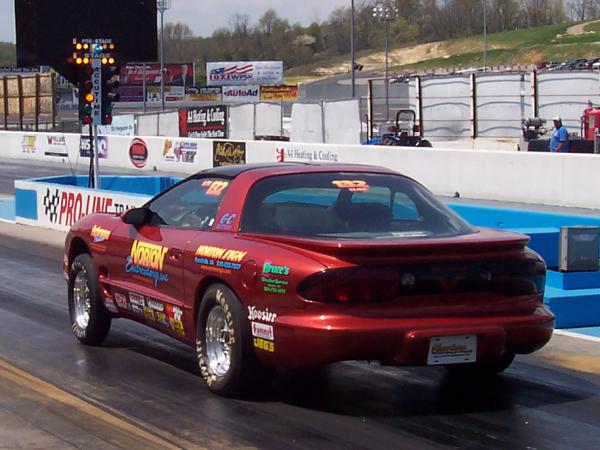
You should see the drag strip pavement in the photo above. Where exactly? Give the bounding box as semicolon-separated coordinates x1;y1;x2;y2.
0;233;599;449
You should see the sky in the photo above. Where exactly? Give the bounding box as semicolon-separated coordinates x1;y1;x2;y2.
0;0;352;43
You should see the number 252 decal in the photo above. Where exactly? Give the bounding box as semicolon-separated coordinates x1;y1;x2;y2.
331;180;370;192
202;180;229;196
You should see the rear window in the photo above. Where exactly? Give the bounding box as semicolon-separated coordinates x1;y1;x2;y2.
241;172;474;239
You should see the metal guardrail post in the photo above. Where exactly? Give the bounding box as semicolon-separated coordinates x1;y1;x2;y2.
415;76;423;137
17;76;24;131
531;69;538;118
470;72;478;139
367;79;373;140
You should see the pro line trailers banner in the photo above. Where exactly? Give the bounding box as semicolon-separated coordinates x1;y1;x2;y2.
207;61;283;86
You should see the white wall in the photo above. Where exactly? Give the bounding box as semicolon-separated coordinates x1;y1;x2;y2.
3;130;600;210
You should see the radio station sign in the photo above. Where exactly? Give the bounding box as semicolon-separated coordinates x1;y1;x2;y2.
207;61;283;86
179;105;228;138
260;85;299;101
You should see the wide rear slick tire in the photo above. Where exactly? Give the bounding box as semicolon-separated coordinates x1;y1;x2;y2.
196;284;259;396
68;253;111;346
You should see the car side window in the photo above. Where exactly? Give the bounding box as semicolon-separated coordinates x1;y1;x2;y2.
147;178;230;229
392;192;419;220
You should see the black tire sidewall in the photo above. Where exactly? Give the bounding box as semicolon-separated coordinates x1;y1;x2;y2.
68;253;111;345
196;284;250;395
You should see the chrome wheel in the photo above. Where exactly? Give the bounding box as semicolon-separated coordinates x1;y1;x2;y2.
205;305;232;377
73;270;91;330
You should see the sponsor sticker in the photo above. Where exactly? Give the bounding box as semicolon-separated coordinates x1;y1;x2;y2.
247;306;277;323
90;225;111;244
212;141;246;167
253;337;275;352
104;297;119;314
261;261;289;294
128;292;145;315
45;135;69;157
215;213;236;230
251;322;274;341
331;180;370;192
155;311;169;327
125;240;169;286
201;180;229;197
165;304;185;336
114;292;128;309
143;306;156;321
162;139;197;163
147;299;164;312
194;245;246;273
21;135;37;154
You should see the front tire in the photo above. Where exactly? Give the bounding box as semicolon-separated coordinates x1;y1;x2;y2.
196;284;260;396
68;253;111;345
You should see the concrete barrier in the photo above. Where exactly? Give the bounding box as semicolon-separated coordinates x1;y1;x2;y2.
3;130;600;209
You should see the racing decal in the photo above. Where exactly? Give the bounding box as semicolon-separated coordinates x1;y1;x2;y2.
331;180;370;193
155;311;170;328
215;213;236;231
251;322;274;341
201;180;229;196
261;260;289;294
128;292;145;315
165;304;185;336
147;299;164;312
125;240;169;286
194;245;247;274
253;338;275;353
143;306;156;321
129;138;148;168
103;297;119;314
247;306;277;323
90;225;111;250
114;292;128;309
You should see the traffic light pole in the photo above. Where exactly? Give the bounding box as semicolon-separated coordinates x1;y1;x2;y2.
90;59;102;189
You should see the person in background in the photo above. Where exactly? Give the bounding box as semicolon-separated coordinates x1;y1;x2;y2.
550;116;569;152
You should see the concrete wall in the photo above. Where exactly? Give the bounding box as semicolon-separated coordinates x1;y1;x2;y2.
3;130;600;210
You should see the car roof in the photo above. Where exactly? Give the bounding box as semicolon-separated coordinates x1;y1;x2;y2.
196;162;399;179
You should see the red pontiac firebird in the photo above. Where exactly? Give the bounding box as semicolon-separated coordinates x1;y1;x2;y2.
64;163;554;395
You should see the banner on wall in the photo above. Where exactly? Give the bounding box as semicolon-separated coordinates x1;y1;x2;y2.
207;61;283;86
80;136;108;158
43;135;69;157
222;85;260;103
185;86;222;102
147;86;185;102
213;140;246;167
16;181;150;231
21;135;39;154
260;85;299;101
179;106;228;138
162;139;198;163
120;63;195;86
274;144;339;163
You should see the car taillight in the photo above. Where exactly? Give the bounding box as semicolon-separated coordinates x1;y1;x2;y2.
298;267;400;303
489;258;546;296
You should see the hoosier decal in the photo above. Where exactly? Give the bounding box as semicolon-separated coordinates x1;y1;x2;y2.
125;240;169;286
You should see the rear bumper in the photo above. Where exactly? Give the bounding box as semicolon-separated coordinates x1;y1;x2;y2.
259;305;555;368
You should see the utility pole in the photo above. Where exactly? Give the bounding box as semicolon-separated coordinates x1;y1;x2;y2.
157;0;171;111
372;2;399;121
351;0;356;98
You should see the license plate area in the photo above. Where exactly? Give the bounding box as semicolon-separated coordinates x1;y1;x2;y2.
427;334;477;365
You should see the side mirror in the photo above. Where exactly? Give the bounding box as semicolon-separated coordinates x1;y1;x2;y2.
122;207;152;227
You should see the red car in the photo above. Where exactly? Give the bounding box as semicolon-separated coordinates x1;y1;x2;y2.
64;163;554;395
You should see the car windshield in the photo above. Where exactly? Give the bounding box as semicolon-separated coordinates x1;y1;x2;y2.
241;172;474;239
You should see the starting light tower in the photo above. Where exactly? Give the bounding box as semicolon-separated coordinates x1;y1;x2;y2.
71;38;120;188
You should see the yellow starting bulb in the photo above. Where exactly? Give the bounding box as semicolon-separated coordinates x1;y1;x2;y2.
83;43;89;50
108;57;115;65
76;43;82;50
76;57;83;65
102;58;108;65
83;57;90;64
109;43;115;50
85;92;95;103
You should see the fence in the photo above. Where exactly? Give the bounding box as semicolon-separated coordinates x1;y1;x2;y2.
364;70;600;140
0;73;56;131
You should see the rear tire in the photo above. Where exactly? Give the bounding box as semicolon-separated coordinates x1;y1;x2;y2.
445;352;515;376
418;139;432;147
68;253;111;345
196;284;262;396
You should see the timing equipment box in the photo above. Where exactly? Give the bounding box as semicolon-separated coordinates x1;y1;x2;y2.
559;226;600;272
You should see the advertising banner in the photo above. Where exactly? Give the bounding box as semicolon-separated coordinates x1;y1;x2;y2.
212;140;246;167
179;106;228;139
185;86;222;102
260;85;299;101
119;63;195;86
80;136;108;158
222;85;260;103
43;135;69;157
15;180;150;232
116;85;144;102
161;138;198;163
147;86;185;102
207;61;283;86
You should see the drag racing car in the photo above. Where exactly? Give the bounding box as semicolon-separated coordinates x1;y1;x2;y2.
64;163;554;395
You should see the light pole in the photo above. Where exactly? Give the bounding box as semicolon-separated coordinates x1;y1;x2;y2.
157;0;171;111
483;0;488;71
372;2;399;121
351;0;356;98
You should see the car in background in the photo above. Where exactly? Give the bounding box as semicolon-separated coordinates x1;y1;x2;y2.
64;163;554;395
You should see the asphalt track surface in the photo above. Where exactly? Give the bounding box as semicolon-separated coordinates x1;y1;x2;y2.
1;159;600;448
